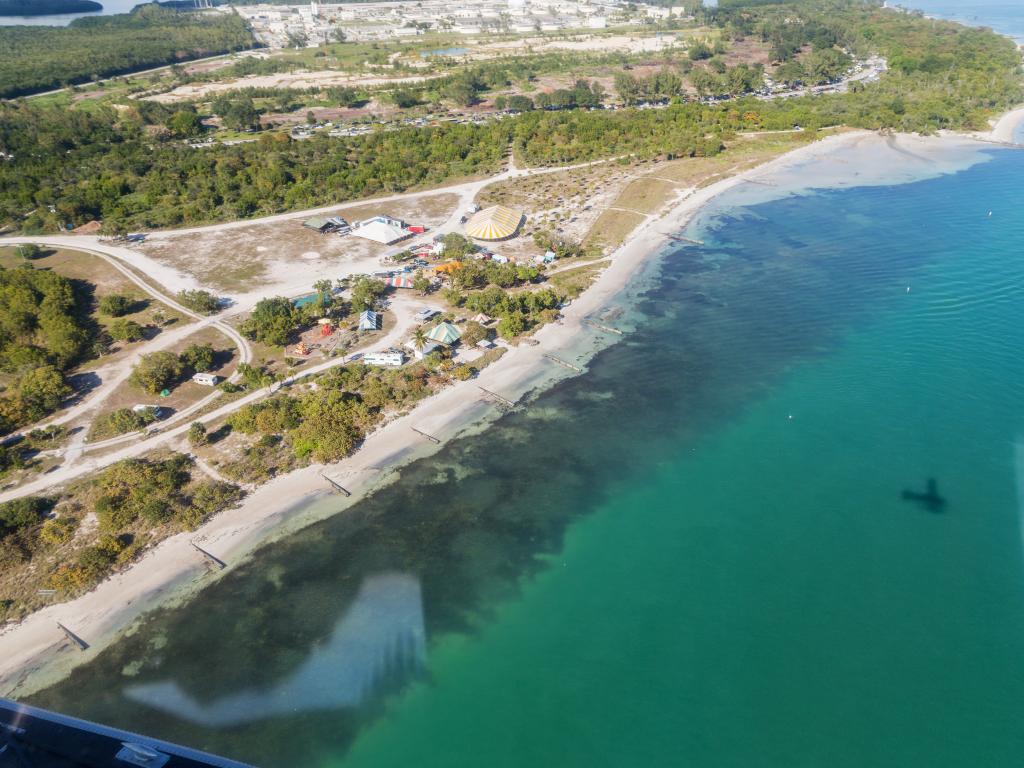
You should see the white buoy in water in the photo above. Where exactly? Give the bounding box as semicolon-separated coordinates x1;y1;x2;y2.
788;414;794;421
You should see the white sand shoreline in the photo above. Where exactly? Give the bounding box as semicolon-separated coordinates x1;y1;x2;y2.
985;105;1024;143
0;123;1014;698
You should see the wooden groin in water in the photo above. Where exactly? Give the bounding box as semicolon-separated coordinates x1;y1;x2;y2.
667;234;705;246
320;472;352;496
584;320;623;336
411;427;440;444
191;542;226;570
543;354;584;373
57;622;88;651
477;386;516;408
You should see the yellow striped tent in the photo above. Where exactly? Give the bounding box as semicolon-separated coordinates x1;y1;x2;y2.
464;205;524;241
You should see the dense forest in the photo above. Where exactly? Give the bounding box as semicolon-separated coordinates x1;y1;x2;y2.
0;0;1020;233
0;264;93;434
0;5;255;98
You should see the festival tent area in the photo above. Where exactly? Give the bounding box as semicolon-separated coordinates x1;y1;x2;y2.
359;310;381;330
464;205;524;240
388;275;416;289
426;321;461;345
353;216;411;244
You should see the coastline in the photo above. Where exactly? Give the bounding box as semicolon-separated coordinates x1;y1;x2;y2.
0;123;1020;698
986;105;1024;143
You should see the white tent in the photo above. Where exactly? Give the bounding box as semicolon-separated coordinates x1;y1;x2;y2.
353;217;411;245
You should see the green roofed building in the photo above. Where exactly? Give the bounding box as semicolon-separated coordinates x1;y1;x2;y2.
304;217;332;233
426;321;461;345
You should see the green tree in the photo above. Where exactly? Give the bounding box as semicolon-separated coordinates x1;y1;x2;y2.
10;365;71;423
169;109;201;137
89;407;155;440
130;351;184;394
108;318;144;342
411;326;428;352
412;271;430;294
15;244;41;260
179;343;215;373
98;294;135;317
349;277;386;313
177;289;221;314
187;421;207;446
497;312;526;338
240;297;298;346
0;496;47;537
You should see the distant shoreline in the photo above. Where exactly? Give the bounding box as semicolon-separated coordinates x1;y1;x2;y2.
0;0;102;16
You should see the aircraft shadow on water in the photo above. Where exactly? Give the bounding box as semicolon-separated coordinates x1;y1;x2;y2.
901;478;947;513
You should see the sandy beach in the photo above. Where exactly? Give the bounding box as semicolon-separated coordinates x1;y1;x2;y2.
3;113;1024;698
986;106;1024;143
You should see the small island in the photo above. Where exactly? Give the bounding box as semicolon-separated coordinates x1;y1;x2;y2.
0;0;102;16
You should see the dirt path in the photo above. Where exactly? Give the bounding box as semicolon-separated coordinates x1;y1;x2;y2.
0;293;420;503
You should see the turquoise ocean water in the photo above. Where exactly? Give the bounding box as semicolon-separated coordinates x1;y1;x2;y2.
907;0;1024;43
29;145;1024;767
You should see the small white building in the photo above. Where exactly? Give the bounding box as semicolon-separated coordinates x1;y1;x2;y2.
192;372;220;386
406;339;441;360
363;349;405;367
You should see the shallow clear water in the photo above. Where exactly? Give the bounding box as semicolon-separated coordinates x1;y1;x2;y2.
907;0;1024;43
28;146;1024;767
0;0;140;26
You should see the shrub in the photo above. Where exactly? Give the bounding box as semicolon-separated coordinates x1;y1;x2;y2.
187;421;207;446
182;481;244;529
460;320;487;346
0;496;48;536
39;517;77;546
89;407;155;440
93;454;193;533
177;289;220;315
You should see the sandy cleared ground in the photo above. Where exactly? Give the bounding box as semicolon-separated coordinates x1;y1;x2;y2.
480;32;691;55
139;193;460;294
478;163;633;246
147;71;446;104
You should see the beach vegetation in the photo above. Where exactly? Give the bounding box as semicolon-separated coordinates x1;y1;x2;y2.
187;421;208;447
89;406;157;441
177;289;221;315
